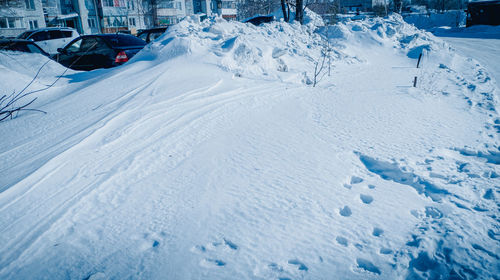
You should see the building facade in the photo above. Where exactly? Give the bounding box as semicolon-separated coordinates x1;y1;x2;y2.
0;0;236;38
0;0;46;38
340;0;385;11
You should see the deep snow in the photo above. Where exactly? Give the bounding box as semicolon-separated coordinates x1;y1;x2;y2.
0;14;499;279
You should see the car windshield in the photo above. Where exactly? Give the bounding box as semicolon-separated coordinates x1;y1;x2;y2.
0;41;44;55
17;31;34;39
106;36;146;47
25;43;45;54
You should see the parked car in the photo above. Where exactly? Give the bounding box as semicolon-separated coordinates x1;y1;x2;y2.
137;27;168;43
0;39;50;56
243;15;274;26
17;27;79;55
54;34;147;71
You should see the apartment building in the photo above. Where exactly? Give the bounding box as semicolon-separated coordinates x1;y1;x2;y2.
0;0;46;38
0;0;237;38
340;0;385;11
192;0;235;20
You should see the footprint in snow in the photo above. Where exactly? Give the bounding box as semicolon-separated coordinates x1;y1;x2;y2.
336;236;348;247
351;176;364;184
192;237;238;268
193;238;238;253
360;194;374;204
200;258;226;268
340;206;352;217
380;248;393;255
356;258;381;275
288;259;308;271
483;189;494;200
425;206;443;219
139;231;166;252
372;227;384;237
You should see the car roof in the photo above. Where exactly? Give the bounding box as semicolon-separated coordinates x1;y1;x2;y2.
0;39;38;43
79;34;145;40
138;27;168;33
75;34;147;47
25;27;77;32
0;39;49;55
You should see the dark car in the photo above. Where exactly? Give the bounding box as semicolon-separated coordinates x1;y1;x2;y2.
0;39;50;56
243;15;274;26
137;27;168;43
54;34;147;71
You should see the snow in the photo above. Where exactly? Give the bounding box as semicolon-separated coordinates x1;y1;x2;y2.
0;13;499;279
403;10;466;29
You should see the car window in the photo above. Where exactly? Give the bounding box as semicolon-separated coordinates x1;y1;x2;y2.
107;35;147;47
17;31;34;39
48;30;63;40
30;31;49;41
62;30;73;38
150;32;164;41
92;37;111;53
80;37;100;52
138;32;148;41
26;43;45;54
0;42;29;52
66;38;82;53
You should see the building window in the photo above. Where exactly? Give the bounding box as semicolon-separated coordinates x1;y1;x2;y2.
176;1;181;10
103;0;124;7
25;0;35;9
0;18;7;28
0;17;22;28
158;0;174;9
127;0;134;9
104;16;126;27
158;16;176;25
88;18;96;28
221;1;235;9
128;17;136;26
28;20;38;29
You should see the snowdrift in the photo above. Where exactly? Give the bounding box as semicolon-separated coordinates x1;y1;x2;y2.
0;52;73;94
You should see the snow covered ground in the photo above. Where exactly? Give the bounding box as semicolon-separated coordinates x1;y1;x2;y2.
434;25;500;89
0;14;499;279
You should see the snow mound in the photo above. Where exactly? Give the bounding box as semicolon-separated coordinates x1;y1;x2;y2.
0;52;76;94
403;10;466;29
133;14;455;85
133;16;337;82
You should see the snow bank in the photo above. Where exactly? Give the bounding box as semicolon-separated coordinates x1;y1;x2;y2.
403;10;466;29
132;15;334;82
132;13;455;86
0;52;72;94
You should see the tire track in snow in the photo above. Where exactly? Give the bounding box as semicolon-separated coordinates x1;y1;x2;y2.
0;78;290;275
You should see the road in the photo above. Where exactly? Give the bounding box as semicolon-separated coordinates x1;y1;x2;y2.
440;36;500;89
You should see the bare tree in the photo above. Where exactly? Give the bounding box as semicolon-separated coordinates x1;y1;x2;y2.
312;34;333;87
0;60;49;121
281;0;289;22
296;0;303;23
